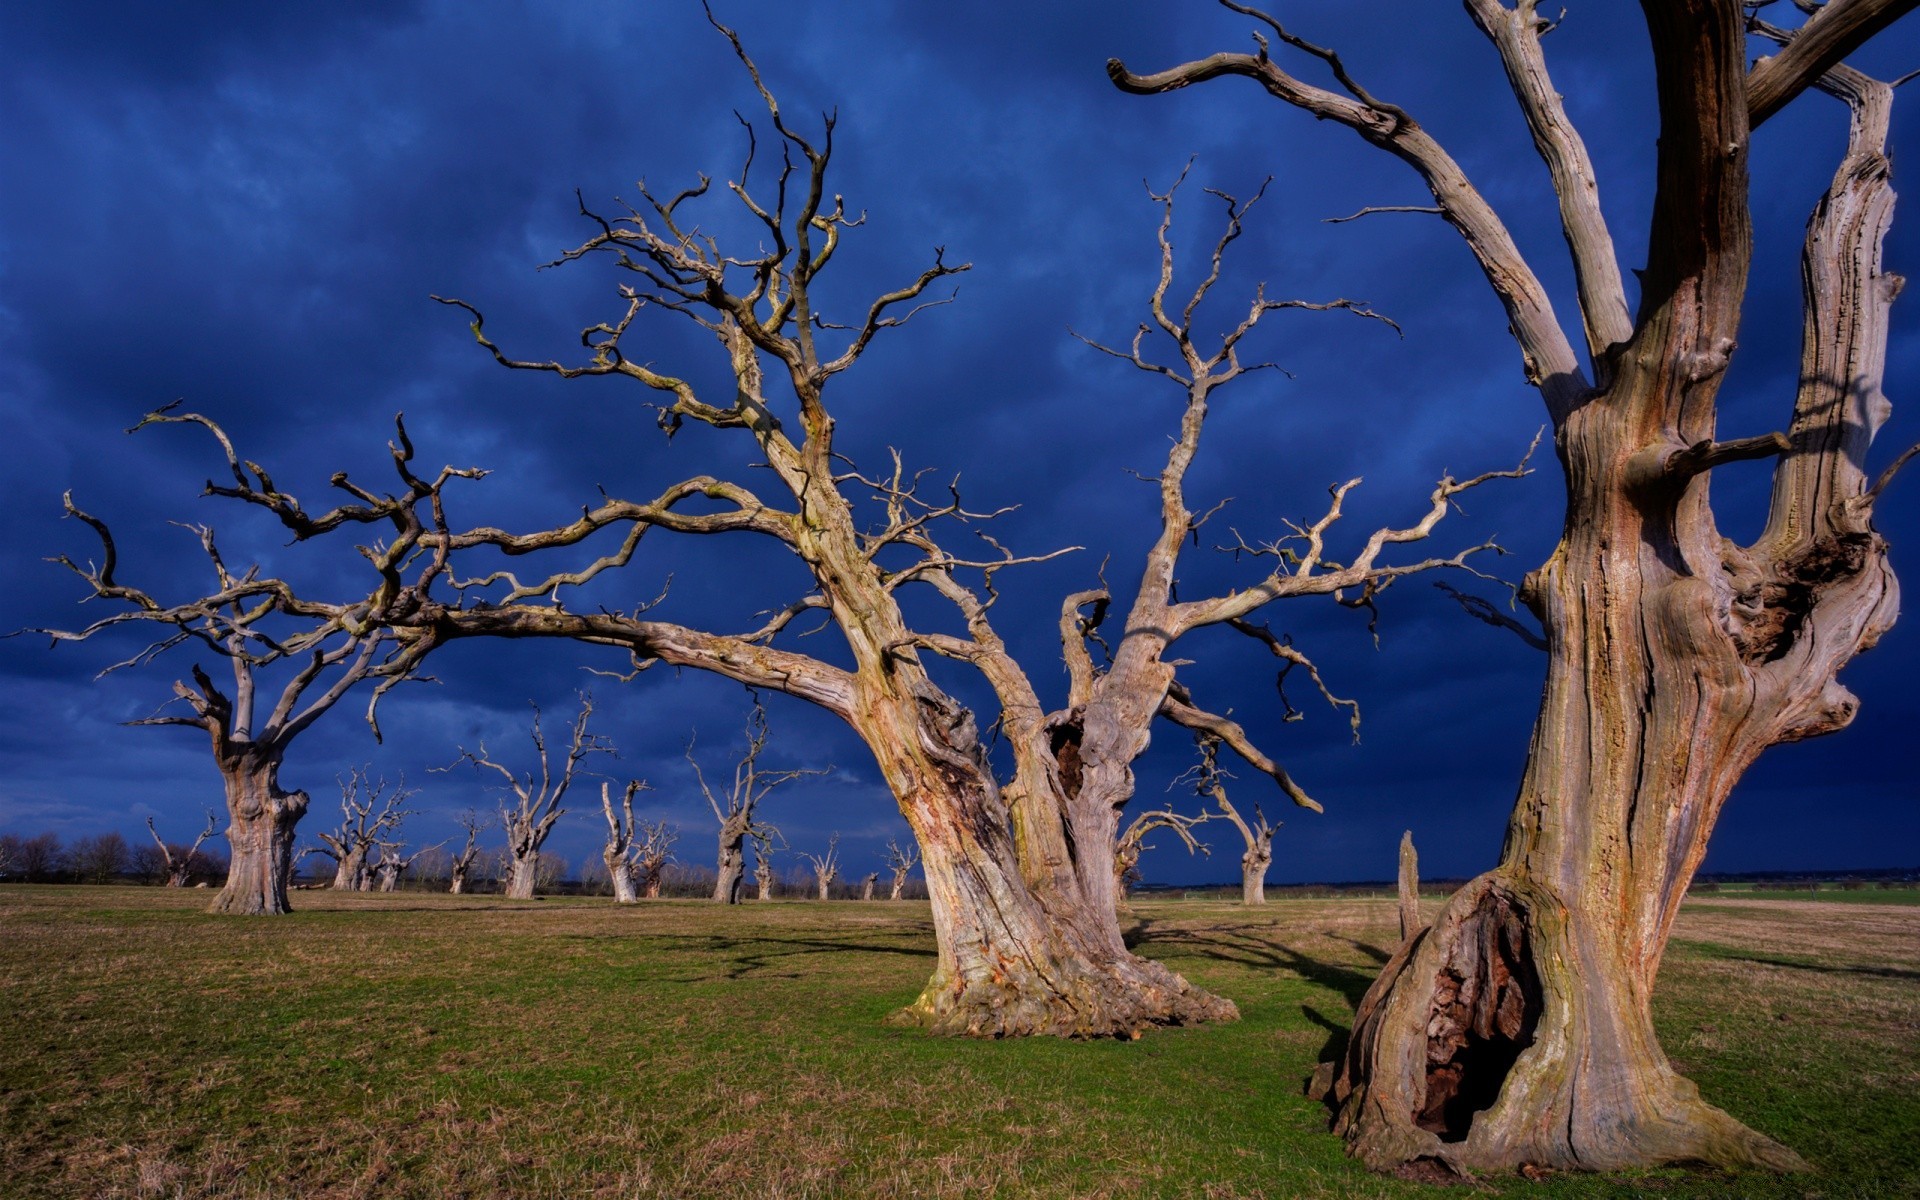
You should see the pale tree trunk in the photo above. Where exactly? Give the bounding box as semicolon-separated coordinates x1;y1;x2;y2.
889;869;909;901
449;861;472;894
1241;839;1271;906
607;852;639;904
754;860;774;901
643;873;663;899
1113;0;1913;1168
1323;45;1901;1174
504;851;539;900
1397;831;1421;941
331;849;364;891
714;829;745;904
209;749;308;916
861;873;878;901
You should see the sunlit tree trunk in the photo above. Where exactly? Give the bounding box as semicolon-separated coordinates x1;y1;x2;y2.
209;748;307;916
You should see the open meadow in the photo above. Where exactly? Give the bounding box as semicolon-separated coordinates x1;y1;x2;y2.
1;886;1914;1199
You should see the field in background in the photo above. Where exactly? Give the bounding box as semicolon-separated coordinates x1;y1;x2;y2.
1;886;1914;1199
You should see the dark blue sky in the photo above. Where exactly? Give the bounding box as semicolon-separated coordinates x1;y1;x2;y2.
2;2;1915;886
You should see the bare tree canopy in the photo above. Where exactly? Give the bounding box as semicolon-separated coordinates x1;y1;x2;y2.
27;410;465;914
1113;0;1918;1174
688;699;823;904
443;694;608;900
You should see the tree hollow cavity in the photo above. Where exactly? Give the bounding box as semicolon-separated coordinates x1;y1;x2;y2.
1415;891;1540;1142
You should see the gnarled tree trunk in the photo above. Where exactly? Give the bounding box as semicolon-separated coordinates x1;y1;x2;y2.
209;748;307;916
1323;41;1903;1171
754;857;774;901
1241;839;1272;906
714;821;746;903
607;851;639;903
504;852;539;900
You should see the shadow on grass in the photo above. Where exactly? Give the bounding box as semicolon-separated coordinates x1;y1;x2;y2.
1704;950;1920;981
1129;920;1384;1007
595;930;938;982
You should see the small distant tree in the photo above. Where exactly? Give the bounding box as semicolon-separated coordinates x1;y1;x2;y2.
633;821;676;899
371;838;445;893
446;810;491;895
688;700;824;904
598;780;653;903
146;811;218;888
884;838;919;901
69;832;132;885
446;693;608;900
306;769;414;891
803;834;841;901
751;829;780;901
1192;735;1277;906
859;872;878;901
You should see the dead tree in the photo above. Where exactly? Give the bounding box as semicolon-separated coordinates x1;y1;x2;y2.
803;834;841;901
1112;806;1210;900
1187;735;1276;906
371;838;444;893
448;810;490;895
30;408;459;914
884;838;919;900
146;811;217;888
1112;0;1917;1171
446;694;608;900
395;13;1515;1036
634;821;676;898
751;830;779;901
599;780;652;903
1397;831;1422;942
859;872;879;901
688;700;824;904
309;769;414;891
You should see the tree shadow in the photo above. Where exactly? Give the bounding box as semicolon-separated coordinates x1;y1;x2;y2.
1130;919;1384;1007
610;930;937;982
1717;952;1920;981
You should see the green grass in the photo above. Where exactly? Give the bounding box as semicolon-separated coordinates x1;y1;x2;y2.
1;886;1915;1199
1692;885;1920;905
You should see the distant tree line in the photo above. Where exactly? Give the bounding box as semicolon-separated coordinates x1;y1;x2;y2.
0;829;226;886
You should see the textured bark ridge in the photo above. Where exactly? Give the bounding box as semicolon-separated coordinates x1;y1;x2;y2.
209;750;307;916
1113;0;1911;1172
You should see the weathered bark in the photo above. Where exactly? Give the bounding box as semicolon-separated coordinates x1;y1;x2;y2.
1116;0;1911;1171
714;819;747;904
208;748;307;916
860;873;878;900
503;851;540;900
606;853;639;903
1325;43;1899;1179
1241;840;1272;907
1397;831;1421;942
754;855;774;901
334;846;369;891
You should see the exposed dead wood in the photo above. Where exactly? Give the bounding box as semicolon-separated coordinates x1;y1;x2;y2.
1113;0;1911;1173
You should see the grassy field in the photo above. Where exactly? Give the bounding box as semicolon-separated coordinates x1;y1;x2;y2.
1;887;1914;1199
